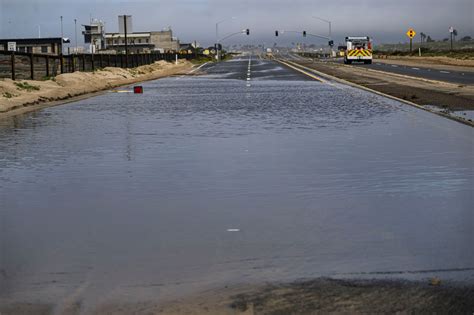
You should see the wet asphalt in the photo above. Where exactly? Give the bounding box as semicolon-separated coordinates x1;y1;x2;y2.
0;55;473;308
326;56;474;85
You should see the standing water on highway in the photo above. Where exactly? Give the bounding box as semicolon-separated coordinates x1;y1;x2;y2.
0;57;473;310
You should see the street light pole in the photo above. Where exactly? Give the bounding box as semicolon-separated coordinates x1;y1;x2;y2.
312;16;332;56
215;17;235;61
60;16;64;54
74;19;77;54
312;16;331;39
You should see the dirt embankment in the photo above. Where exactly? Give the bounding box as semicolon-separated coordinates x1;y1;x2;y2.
4;278;469;315
0;60;193;117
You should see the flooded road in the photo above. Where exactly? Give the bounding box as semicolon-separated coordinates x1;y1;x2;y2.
0;56;473;310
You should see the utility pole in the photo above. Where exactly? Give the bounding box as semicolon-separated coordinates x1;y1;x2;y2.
124;15;128;67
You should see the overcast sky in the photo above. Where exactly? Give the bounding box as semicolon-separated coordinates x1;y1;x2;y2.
1;0;473;47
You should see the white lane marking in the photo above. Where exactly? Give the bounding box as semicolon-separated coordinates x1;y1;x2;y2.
411;67;420;70
175;62;210;80
440;71;450;74
247;56;252;86
376;63;382;65
110;90;132;93
189;62;210;74
391;65;398;67
227;229;240;232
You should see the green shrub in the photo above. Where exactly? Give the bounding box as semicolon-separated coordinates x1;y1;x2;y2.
14;81;40;92
2;92;16;98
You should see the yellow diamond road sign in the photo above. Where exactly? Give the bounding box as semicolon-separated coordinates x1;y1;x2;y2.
406;28;416;39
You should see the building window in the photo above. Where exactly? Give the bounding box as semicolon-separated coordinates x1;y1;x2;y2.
27;46;33;53
19;47;26;52
41;46;48;53
138;39;141;43
146;39;149;43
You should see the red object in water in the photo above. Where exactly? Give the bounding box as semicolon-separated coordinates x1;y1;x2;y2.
134;86;143;94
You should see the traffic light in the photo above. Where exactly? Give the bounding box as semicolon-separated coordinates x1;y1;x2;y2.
328;40;334;47
246;29;250;35
275;30;279;37
303;31;306;37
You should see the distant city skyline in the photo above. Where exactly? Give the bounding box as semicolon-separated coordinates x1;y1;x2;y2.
0;0;473;47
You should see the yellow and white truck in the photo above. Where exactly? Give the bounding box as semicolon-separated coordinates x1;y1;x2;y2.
344;36;372;64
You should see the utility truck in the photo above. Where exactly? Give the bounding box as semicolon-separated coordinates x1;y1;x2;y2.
266;48;273;58
344;36;372;64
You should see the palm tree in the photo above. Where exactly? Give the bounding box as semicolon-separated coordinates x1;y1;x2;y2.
420;32;427;45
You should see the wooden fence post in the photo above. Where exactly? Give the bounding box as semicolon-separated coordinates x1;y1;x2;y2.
99;54;103;68
11;52;16;80
29;53;35;80
60;53;64;74
71;55;75;72
45;55;50;77
91;54;95;71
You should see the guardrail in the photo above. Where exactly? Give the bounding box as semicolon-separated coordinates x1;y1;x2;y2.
0;51;199;81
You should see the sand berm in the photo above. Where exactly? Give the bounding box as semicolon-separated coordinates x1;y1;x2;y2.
0;60;193;116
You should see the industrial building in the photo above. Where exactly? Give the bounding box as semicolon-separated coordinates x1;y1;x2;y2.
83;16;181;54
105;30;180;54
82;19;106;53
0;37;63;54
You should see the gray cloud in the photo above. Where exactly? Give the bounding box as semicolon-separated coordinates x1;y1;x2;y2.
1;0;472;47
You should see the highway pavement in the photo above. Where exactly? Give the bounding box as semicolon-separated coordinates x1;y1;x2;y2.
0;55;473;311
351;60;474;85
